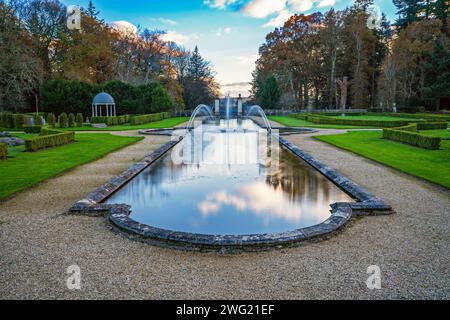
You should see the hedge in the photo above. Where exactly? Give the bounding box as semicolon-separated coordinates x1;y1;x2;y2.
91;115;129;125
305;114;425;127
129;112;170;125
23;126;42;134
25;129;75;152
0;113;32;129
416;122;448;130
0;143;7;160
383;113;450;122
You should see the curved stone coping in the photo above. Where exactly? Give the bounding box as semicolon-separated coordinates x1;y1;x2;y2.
70;137;182;210
277;137;392;215
138;128;177;136
107;202;353;248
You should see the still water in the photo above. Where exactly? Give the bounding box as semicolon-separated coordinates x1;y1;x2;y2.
106;119;353;235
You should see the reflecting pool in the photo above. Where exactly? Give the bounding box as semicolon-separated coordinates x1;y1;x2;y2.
105;119;353;235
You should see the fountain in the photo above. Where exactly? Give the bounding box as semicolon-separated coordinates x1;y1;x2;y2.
246;105;272;132
187;104;215;130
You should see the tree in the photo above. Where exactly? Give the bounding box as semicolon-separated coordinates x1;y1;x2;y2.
393;0;426;29
261;76;281;109
423;38;450;110
182;46;219;109
0;2;42;112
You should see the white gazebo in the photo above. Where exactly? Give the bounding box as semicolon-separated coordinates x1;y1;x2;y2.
92;92;116;117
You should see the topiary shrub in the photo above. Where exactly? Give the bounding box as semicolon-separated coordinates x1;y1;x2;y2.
23;126;42;134
47;113;56;128
59;112;68;128
13;114;25;129
129;112;170;125
76;113;83;127
68;113;76;127
0;143;7;160
416;122;448;130
25;129;75;152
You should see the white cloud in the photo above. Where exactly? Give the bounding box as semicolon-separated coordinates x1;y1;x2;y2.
317;0;336;8
263;9;293;27
110;21;138;34
203;0;237;9
150;17;177;25
215;27;232;36
288;0;314;12
160;30;190;44
241;0;286;18
237;54;259;65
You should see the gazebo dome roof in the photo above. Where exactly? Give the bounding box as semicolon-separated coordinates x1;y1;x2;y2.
93;92;115;105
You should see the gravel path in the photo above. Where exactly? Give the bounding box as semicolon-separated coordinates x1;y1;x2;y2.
0;130;449;300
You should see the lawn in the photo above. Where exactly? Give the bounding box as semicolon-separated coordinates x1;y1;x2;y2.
0;133;143;199
60;117;189;131
268;115;379;129
315;130;450;188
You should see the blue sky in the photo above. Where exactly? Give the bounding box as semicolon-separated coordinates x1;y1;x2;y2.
61;0;397;96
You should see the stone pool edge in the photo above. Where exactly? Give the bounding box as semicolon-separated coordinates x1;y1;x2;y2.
69;129;393;250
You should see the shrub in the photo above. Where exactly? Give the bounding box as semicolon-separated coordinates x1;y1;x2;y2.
13;114;25;129
0;143;7;160
47;113;56;128
25;129;75;152
383;129;441;149
59;112;68;128
305;114;425;127
23;126;42;134
76;113;84;127
128;112;170;125
416;122;448;130
68;113;76;127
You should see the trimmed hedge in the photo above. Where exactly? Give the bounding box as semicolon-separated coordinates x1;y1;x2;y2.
305;114;425;127
91;115;129;125
0;143;7;160
23;126;42;134
382;123;442;150
416;122;448;130
383;113;450;122
0;113;31;129
25;129;75;152
129;112;170;125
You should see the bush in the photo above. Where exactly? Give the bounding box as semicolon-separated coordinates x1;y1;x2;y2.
0;143;7;160
23;126;42;134
47;113;56;128
305;114;425;127
68;113;76;127
76;113;84;127
128;112;170;125
416;122;448;130
383;129;441;149
25;129;75;152
13;114;25;129
59;112;68;128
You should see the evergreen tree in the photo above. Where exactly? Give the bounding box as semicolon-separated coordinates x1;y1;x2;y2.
393;0;426;30
85;1;100;19
261;76;281;109
423;39;450;110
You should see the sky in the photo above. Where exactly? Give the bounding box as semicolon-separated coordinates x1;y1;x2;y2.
61;0;397;96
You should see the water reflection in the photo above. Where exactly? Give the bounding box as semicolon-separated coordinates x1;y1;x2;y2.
106;120;353;235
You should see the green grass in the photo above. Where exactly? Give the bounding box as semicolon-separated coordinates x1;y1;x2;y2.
419;129;450;139
269;115;379;129
315;130;450;188
0;133;143;199
59;117;189;131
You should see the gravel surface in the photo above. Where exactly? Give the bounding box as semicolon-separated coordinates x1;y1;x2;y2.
0;130;449;300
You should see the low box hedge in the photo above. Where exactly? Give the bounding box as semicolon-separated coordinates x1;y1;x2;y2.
91;115;129;126
383;126;441;150
25;129;75;152
0;143;7;160
23;126;42;134
416;122;448;130
305;114;424;127
129;112;170;125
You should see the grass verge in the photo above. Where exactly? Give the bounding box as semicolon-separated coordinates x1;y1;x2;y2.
60;117;189;131
314;130;450;189
0;133;143;199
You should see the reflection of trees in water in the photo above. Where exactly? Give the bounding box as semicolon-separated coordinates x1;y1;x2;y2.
265;149;335;202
